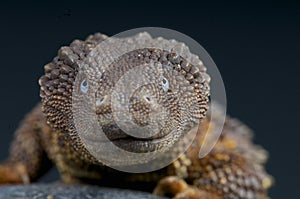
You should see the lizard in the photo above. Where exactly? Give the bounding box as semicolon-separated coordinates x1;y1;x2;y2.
0;32;272;199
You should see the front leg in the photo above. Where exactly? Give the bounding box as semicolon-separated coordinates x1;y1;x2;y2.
0;104;52;184
154;116;272;199
154;151;271;199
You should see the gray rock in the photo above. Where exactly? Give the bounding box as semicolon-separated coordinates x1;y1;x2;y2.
0;183;168;199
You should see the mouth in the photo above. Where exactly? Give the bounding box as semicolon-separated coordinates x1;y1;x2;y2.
101;123;178;153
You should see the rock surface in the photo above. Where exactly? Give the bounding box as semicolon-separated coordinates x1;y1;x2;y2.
0;183;167;199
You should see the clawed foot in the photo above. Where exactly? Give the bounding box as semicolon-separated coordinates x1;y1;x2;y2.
154;176;220;199
0;163;29;184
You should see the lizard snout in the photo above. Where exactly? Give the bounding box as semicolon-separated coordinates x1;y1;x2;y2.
129;93;153;127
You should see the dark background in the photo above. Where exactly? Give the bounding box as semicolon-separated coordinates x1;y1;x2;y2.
0;1;299;198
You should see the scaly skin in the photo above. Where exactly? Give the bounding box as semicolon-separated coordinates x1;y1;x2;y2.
0;33;272;199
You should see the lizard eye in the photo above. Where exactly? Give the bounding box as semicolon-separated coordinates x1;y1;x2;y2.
161;77;169;92
80;78;88;93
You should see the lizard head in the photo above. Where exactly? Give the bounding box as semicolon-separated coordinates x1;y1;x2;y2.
39;33;211;165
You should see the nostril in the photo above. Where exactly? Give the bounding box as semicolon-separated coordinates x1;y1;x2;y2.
143;96;152;103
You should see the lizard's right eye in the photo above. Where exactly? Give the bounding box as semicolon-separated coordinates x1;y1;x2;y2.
80;79;88;93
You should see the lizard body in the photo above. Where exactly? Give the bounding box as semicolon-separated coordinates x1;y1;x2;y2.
0;33;272;199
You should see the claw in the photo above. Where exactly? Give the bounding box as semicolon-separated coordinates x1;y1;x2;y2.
0;163;29;184
153;176;188;197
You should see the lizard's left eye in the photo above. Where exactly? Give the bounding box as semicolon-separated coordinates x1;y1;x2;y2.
162;77;169;92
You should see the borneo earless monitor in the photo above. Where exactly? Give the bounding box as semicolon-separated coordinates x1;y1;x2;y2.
0;32;272;199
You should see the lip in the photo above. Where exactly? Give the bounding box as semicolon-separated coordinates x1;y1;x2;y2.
101;124;179;153
110;131;178;153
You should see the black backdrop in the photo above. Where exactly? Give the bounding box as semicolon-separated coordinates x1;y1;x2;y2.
0;1;299;198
